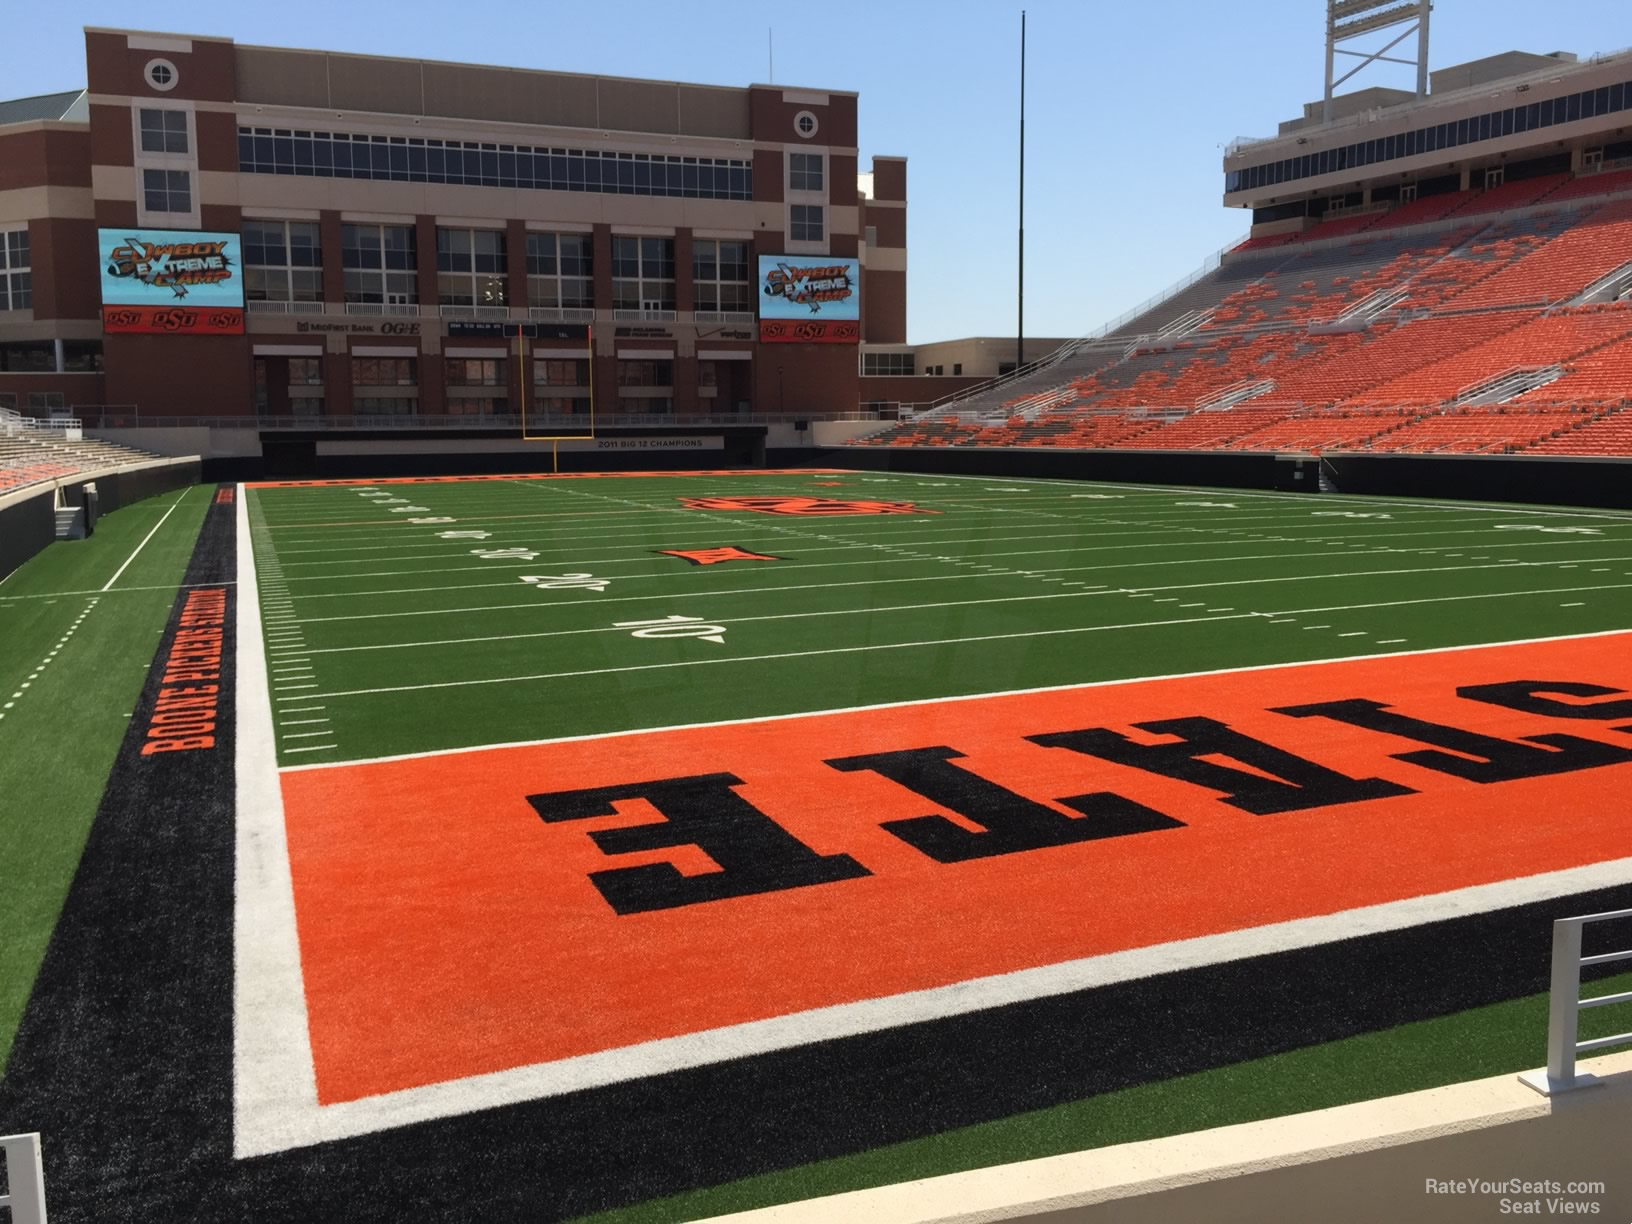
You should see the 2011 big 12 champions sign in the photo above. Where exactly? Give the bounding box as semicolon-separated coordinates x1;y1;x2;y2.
98;228;246;335
758;255;861;343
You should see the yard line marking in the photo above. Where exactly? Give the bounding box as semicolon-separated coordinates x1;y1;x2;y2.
284;744;338;753
281;624;1632;773
274;576;1632;704
281;718;331;726
1303;625;1332;630
274;683;319;692
1338;631;1367;637
258;589;1124;657
281;706;326;714
283;550;1632;607
283;730;335;739
1562;602;1585;607
100;488;189;592
1378;638;1407;644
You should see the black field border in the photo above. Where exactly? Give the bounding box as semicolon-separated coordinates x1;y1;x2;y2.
2;485;1631;1220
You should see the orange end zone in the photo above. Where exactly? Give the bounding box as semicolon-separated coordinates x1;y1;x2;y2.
245;469;853;489
278;633;1632;1104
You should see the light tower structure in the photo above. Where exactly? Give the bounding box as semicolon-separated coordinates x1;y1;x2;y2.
1324;0;1432;123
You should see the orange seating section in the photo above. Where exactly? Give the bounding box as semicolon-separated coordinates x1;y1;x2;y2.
0;460;79;492
1343;308;1632;407
1364;406;1593;453
863;187;1632;455
1448;199;1632;309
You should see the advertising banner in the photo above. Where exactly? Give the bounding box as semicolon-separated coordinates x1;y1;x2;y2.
99;228;245;335
757;255;860;344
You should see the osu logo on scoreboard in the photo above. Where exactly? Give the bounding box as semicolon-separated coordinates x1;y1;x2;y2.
678;495;937;516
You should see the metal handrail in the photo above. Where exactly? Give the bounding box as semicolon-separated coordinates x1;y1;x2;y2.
0;1133;47;1223
83;411;888;430
1519;906;1632;1095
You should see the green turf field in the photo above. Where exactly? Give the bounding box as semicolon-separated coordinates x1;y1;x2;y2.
245;470;1632;767
7;470;1632;1222
0;485;211;1070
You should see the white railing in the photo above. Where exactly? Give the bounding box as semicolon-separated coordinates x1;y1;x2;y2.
692;311;756;325
345;302;422;317
438;305;511;321
245;300;325;314
528;306;595;323
612;308;678;323
1519;907;1632;1095
0;1133;48;1223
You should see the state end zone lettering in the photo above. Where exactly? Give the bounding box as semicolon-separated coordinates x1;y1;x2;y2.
277;632;1632;1108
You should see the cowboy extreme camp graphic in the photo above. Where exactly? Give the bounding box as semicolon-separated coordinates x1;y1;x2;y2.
97;227;246;335
678;494;936;515
757;254;862;344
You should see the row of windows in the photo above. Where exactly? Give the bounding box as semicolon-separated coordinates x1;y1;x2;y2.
273;356;696;389
238;128;753;200
861;352;915;376
1;229;30;312
0;340;103;372
1228;77;1632;193
240;224;759;313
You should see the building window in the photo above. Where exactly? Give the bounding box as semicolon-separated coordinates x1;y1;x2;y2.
237;127;751;201
0;230;30;311
353;398;417;416
342;223;418;305
692;239;750;313
242;219;323;303
0;341;54;371
790;152;824;192
445;358;507;386
537;395;591;415
535;358;590;386
611;236;675;311
794;110;819;139
790;204;824;242
142;168;191;214
63;340;104;372
351;357;417;386
525;232;594;309
616;359;674;387
861;352;915;376
139;108;188;154
287;357;324;385
618;396;672;415
698;361;718;388
437;228;507;307
865;225;878;248
144;59;178;91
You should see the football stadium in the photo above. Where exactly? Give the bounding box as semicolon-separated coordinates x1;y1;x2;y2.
3;7;1632;1223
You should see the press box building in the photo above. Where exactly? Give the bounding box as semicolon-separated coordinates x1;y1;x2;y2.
0;28;909;424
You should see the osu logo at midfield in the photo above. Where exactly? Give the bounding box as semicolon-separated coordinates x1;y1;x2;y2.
679;495;937;516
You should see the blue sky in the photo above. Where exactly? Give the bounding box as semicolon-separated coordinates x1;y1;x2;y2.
12;1;1630;341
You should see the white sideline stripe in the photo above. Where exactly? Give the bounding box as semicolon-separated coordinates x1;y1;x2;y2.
234;484;324;1161
271;583;1632;707
282;622;1632;774
234;842;1632;1152
100;489;189;592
